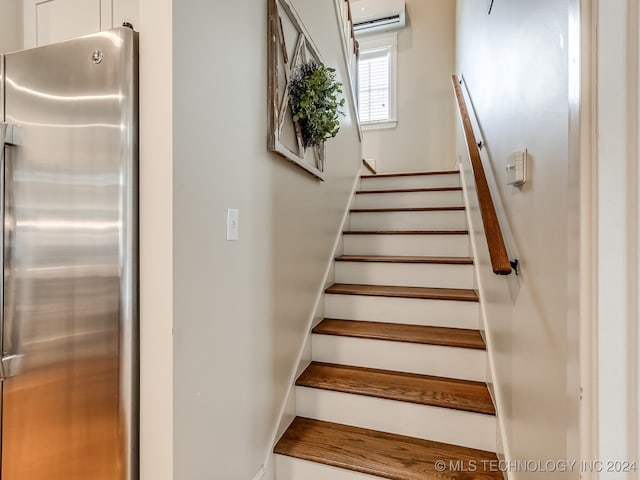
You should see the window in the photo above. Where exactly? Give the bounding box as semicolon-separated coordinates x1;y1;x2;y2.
359;48;390;122
357;33;398;129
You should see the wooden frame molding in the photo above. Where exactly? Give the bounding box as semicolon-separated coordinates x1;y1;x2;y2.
268;0;326;180
451;75;512;275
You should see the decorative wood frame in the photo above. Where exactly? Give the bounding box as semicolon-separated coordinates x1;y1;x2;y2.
268;0;326;180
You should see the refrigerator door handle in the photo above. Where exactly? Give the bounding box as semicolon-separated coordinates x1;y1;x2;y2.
0;123;19;151
0;354;23;382
0;123;20;381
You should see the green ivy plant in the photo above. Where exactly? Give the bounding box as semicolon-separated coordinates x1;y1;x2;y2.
288;61;346;148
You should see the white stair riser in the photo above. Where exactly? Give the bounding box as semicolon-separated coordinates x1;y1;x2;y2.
276;455;384;480
296;387;496;452
335;262;474;289
359;174;461;191
343;234;469;257
325;294;479;329
349;210;467;231
354;190;463;209
312;335;486;382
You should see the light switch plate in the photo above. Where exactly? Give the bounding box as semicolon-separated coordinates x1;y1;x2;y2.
227;208;239;241
506;150;527;186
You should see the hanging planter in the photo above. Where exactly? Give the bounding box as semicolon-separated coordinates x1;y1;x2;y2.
288;61;345;148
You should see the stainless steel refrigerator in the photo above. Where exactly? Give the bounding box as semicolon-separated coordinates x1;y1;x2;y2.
0;27;138;479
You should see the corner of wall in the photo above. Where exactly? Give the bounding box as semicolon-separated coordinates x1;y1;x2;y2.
139;0;173;479
265;171;361;473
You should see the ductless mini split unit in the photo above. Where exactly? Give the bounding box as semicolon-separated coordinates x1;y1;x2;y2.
351;0;407;35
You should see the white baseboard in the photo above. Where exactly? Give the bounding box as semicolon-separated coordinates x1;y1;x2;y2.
251;466;266;480
458;160;513;475
260;170;362;477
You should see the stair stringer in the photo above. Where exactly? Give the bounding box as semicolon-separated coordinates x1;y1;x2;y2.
259;173;362;480
458;159;512;480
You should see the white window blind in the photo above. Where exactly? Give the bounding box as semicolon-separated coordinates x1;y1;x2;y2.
358;47;391;123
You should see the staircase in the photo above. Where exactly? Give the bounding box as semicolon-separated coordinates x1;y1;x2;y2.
274;170;502;479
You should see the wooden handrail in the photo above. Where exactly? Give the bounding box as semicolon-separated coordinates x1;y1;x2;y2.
451;75;512;275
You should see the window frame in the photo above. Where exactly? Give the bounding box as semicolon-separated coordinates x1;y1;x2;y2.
357;32;398;130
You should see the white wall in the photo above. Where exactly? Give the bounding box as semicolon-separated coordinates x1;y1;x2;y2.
0;0;23;54
138;0;173;479
595;0;640;474
172;1;361;479
21;0;138;48
456;0;580;475
361;0;456;173
113;0;139;29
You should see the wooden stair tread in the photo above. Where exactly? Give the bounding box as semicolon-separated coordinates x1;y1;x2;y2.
350;206;465;212
325;283;479;302
313;319;486;350
297;363;495;415
275;417;501;480
343;230;469;235
361;170;460;179
335;255;474;264
356;187;462;194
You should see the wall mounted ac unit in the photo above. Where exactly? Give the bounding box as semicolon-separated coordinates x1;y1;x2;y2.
351;0;406;36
